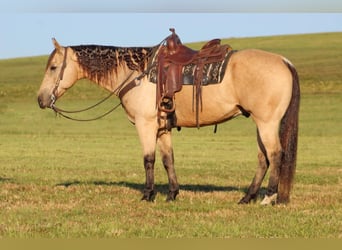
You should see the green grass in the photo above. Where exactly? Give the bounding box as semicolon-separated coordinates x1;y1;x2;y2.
0;33;342;238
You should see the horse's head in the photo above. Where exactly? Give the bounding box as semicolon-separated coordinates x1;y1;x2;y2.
37;38;78;109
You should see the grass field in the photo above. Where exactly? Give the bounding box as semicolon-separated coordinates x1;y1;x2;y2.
0;32;341;238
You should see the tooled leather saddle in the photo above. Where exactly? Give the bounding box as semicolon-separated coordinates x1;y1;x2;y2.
153;28;234;129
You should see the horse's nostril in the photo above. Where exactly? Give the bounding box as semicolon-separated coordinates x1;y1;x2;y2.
37;96;46;109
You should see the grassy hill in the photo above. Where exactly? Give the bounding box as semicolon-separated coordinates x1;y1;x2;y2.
0;33;341;238
0;32;341;103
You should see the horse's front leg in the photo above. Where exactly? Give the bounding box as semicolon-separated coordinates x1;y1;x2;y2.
157;130;179;201
135;119;158;202
142;152;156;201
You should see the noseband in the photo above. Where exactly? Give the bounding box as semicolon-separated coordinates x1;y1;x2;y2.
50;47;68;108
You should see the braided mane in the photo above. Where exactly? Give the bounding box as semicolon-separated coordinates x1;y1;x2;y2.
71;45;153;82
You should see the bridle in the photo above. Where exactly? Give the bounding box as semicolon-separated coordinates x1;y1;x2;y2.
49;45;160;122
50;47;68;107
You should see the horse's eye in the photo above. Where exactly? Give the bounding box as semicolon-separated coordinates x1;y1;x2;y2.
50;65;57;71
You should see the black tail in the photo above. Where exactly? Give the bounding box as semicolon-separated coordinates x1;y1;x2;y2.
278;60;300;203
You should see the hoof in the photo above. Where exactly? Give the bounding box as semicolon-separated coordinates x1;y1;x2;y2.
166;190;179;202
238;197;250;204
238;194;257;204
141;190;156;202
260;193;277;205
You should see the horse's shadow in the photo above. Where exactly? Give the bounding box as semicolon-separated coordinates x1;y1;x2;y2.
0;177;14;183
55;180;268;198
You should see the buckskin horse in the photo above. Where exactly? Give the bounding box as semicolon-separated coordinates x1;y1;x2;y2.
37;30;299;205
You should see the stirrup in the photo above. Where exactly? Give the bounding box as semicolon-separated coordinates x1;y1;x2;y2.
158;96;176;113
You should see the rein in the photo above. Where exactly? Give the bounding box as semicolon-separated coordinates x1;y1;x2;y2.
51;61;154;122
52;102;122;122
51;71;135;122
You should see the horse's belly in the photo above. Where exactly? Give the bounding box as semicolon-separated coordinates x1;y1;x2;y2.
174;86;240;127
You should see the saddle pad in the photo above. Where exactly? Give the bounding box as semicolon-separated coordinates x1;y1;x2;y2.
148;49;235;86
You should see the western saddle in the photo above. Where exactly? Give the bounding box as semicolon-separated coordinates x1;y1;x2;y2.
156;28;232;129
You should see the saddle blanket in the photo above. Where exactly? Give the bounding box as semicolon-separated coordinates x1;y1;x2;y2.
148;50;235;86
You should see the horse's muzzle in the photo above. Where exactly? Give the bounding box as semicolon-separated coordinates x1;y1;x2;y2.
37;92;53;109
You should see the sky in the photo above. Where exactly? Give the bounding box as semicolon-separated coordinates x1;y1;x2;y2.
0;0;341;59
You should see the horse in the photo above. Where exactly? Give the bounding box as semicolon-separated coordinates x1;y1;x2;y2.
37;36;300;205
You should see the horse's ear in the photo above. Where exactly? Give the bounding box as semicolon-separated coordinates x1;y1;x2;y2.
52;38;62;51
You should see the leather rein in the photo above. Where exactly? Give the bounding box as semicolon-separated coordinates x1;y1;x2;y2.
50;46;157;122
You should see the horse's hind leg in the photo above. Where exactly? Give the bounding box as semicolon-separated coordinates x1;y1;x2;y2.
239;122;282;205
257;122;283;205
239;129;269;204
157;131;179;201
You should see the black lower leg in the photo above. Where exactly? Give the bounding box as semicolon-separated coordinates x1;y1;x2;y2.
265;151;283;197
238;181;260;204
162;152;179;201
239;149;269;204
142;153;156;201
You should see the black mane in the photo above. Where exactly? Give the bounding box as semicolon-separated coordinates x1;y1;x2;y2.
70;45;154;81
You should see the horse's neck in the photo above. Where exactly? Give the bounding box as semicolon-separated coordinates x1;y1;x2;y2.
72;45;151;92
81;64;135;92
